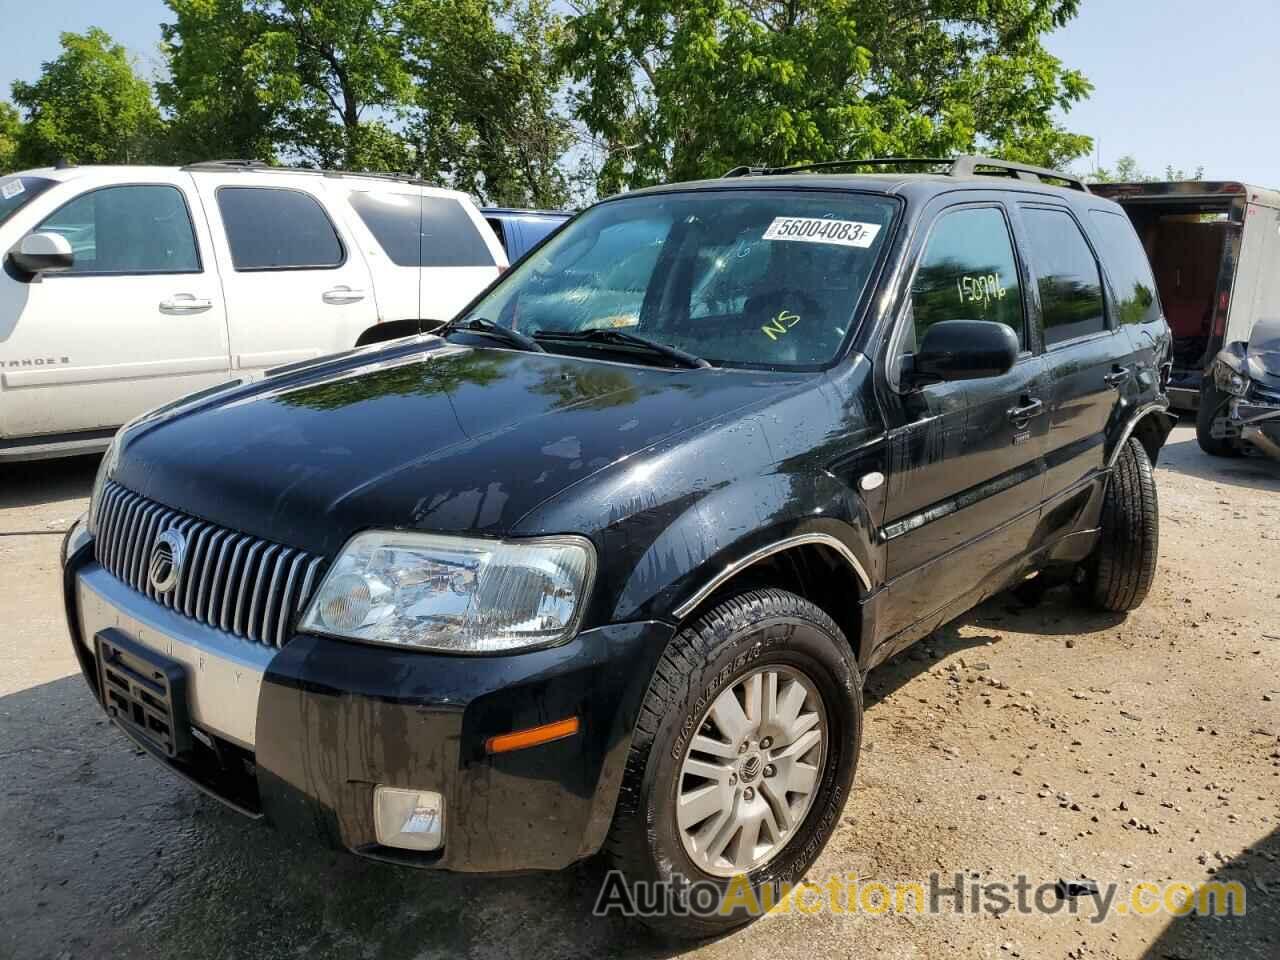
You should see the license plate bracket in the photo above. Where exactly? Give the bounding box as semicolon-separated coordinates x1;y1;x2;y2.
95;629;192;758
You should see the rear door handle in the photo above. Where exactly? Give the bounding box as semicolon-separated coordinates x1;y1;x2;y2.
322;286;365;305
159;294;213;314
1007;398;1045;423
1104;365;1132;388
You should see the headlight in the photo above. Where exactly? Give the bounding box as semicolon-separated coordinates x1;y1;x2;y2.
1215;361;1249;397
300;531;596;653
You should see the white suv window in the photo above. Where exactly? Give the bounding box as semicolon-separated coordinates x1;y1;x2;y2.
347;192;495;267
216;186;344;271
35;184;201;275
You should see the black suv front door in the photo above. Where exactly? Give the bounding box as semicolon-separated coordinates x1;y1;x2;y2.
1015;202;1131;531
878;198;1050;642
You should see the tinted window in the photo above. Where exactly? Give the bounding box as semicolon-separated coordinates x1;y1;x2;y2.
1022;207;1107;345
518;217;565;249
0;176;57;228
217;187;343;270
910;207;1024;351
1089;209;1160;325
348;191;494;268
36;185;200;275
464;190;897;369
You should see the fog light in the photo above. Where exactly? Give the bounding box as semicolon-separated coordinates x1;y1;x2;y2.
373;786;444;851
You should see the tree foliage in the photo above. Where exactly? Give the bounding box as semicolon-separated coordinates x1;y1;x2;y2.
405;0;574;207
11;29;164;167
0;102;20;174
1088;154;1204;184
559;0;1094;193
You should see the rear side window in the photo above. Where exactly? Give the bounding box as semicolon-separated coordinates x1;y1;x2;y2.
36;184;200;275
1021;207;1107;345
347;192;495;267
1088;210;1160;325
217;187;343;271
910;206;1025;352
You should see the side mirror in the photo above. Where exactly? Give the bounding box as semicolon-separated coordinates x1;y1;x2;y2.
905;319;1019;386
10;231;75;277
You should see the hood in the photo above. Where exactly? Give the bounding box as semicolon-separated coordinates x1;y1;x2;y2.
1245;318;1280;385
111;341;807;557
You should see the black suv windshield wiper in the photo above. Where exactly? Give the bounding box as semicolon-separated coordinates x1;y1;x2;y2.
442;316;545;353
532;329;712;369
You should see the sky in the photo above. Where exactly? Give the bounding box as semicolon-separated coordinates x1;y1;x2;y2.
2;0;1278;187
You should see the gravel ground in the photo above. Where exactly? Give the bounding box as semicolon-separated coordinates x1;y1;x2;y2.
1;424;1277;960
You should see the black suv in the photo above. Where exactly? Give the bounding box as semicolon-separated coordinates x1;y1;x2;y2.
62;156;1174;937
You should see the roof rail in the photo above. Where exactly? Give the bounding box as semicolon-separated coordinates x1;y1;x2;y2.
180;158;436;188
724;154;1090;193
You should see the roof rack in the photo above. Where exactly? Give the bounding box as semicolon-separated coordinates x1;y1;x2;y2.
723;154;1090;193
180;159;435;187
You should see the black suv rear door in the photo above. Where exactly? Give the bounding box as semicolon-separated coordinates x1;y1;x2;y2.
1014;201;1133;531
877;196;1050;641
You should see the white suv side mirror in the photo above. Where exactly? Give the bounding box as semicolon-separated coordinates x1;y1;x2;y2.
10;231;75;277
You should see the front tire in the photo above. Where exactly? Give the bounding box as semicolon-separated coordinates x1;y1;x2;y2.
1075;437;1159;612
1196;381;1242;457
605;588;862;939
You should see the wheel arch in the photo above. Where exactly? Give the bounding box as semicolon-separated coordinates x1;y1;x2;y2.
1108;402;1177;467
354;318;444;347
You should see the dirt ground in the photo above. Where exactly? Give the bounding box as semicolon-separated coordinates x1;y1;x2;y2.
1;423;1277;960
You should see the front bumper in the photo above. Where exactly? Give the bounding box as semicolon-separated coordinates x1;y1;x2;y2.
63;538;674;872
1217;397;1280;460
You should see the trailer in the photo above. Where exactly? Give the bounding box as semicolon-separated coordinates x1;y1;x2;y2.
1091;180;1280;414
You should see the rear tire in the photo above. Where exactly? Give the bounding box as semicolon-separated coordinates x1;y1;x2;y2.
1196;381;1242;457
1074;437;1159;613
605;588;862;939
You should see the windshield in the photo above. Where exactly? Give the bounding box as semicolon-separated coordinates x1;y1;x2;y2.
462;189;897;369
0;176;57;229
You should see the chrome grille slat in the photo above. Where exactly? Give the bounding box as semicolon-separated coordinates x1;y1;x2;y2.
91;481;322;650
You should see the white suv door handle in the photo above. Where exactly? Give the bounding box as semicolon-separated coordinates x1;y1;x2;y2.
322;286;365;305
159;294;213;314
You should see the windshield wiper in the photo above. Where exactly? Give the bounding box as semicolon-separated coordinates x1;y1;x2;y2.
442;316;545;353
532;329;712;369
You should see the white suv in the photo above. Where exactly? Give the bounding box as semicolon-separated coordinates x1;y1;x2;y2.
0;161;507;461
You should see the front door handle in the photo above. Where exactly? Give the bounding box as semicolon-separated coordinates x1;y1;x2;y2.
1007;397;1045;423
159;294;213;314
322;286;365;305
1104;365;1132;388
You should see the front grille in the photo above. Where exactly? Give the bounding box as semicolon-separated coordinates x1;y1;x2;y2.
93;481;325;648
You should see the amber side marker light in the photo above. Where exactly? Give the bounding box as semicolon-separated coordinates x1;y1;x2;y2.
486;716;580;754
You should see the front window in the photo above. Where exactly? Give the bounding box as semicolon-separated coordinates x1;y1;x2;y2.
463;190;898;369
0;175;56;229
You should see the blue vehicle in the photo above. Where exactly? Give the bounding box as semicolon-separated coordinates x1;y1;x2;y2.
481;207;570;261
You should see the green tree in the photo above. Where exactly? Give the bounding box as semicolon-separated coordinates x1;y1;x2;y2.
0;102;20;173
559;0;1094;193
1088;154;1204;183
405;0;574;207
161;0;416;169
11;28;164;167
159;0;280;162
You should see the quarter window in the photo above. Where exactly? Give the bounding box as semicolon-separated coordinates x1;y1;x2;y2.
348;192;495;267
217;187;344;271
1021;207;1107;345
1088;210;1160;325
35;184;200;275
909;207;1025;352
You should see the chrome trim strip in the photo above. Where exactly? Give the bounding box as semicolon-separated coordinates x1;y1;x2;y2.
76;564;273;749
672;533;874;620
1107;400;1172;467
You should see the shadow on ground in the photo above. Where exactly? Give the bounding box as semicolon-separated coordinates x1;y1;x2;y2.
0;676;684;960
0;453;100;512
1156;428;1280;494
1139;824;1279;960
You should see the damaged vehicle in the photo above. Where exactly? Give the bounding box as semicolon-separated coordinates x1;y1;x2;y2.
62;156;1174;938
1091;179;1280;458
1198;318;1280;459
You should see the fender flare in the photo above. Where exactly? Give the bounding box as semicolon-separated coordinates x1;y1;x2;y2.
1107;400;1177;467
